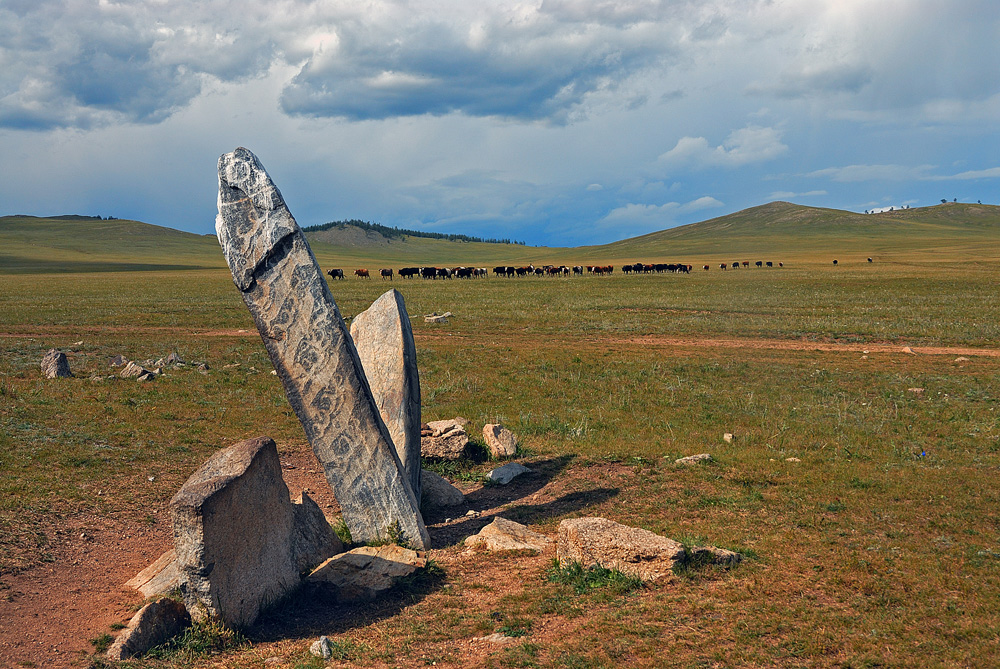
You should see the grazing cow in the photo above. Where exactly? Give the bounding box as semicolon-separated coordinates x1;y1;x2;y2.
731;261;740;269
868;257;873;263
399;267;420;279
766;261;773;268
833;259;838;265
455;267;474;279
421;266;438;279
720;263;727;270
437;267;452;279
704;265;710;271
779;262;783;267
327;268;345;280
493;266;507;277
354;268;370;279
742;261;750;268
573;265;584;275
380;268;393;280
755;261;763;268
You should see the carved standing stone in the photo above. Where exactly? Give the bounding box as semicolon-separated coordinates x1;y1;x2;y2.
350;289;422;502
215;147;429;550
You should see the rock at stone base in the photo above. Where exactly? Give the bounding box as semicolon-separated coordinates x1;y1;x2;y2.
688;545;743;567
310;636;332;658
465;517;552;553
125;549;182;598
291;491;345;573
420;469;465;508
675;453;712;465
165;351;184;365
306;544;426;603
557;517;685;582
483;424;518;459
170;436;339;628
350;289;422;502
421;419;469;460
106;597;190;661
487;462;531;485
110;354;129;367
215;147;428;551
424;315;448;323
41;349;71;378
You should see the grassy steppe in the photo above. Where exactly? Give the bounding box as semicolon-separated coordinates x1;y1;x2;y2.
1;204;999;667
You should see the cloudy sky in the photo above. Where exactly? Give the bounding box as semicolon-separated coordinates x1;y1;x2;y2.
2;0;999;246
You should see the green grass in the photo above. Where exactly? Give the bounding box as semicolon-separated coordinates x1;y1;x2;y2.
2;204;1000;667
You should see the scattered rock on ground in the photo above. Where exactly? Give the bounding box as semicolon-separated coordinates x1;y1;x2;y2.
110;354;128;367
902;346;915;354
424;314;449;323
106;597;190;661
310;636;332;658
120;361;158;381
465;517;552;552
41;349;71;378
675;453;712;465
422;419;469;460
955;356;969;362
421;469;465;508
472;633;520;645
306;544;426;602
557;516;685;582
483;424;518;458
487;462;531;485
723;433;734;443
687;545;743;567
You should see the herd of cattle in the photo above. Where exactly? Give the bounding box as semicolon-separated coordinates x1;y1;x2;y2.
326;261;788;280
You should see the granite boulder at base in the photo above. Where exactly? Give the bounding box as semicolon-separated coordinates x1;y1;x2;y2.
487;462;531;485
557;516;686;582
420;469;465;508
306;544;426;603
106;598;190;661
215;147;428;550
350;289;422;502
169;436;341;628
421;419;469;460
40;349;71;378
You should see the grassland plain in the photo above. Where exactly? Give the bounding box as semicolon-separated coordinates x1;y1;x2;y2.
1;204;999;667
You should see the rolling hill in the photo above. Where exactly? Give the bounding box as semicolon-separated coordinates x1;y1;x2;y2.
2;202;998;274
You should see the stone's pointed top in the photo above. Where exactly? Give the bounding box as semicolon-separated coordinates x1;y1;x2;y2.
216;147;298;291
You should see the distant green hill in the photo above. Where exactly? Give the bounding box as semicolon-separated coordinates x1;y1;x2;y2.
2;202;998;273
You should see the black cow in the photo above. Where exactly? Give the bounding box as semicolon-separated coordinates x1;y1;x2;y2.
326;268;345;280
380;268;393;280
399;267;420;278
421;267;438;279
755;261;763;268
766;261;773;267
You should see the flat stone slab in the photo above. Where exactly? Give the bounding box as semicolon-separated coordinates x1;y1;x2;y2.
306;544;426;602
124;548;182;598
487;462;531;485
675;453;713;465
557;516;685;582
465;517;552;552
350;289;422;502
215;147;428;550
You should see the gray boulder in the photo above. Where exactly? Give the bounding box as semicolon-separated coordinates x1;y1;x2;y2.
215;147;428;550
106;598;190;661
41;349;71;378
487;462;531;485
483;424;518;459
420;469;465;508
557;516;685;582
350;289;422;502
170;436;340;628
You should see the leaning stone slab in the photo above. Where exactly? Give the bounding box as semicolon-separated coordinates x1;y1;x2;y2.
125;549;182;598
557;516;685;582
675;453;713;466
487;462;531;485
106;597;190;661
41;349;71;378
483;424;518;458
306;544;426;603
350;289;422;502
170;436;339;628
420;469;465;508
215;147;428;550
465;517;552;552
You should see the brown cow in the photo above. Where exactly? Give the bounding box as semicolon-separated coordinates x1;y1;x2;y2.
355;268;370;278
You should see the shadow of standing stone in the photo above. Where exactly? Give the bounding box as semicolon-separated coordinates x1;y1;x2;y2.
215;147;428;550
170;436;341;628
350;289;422;502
